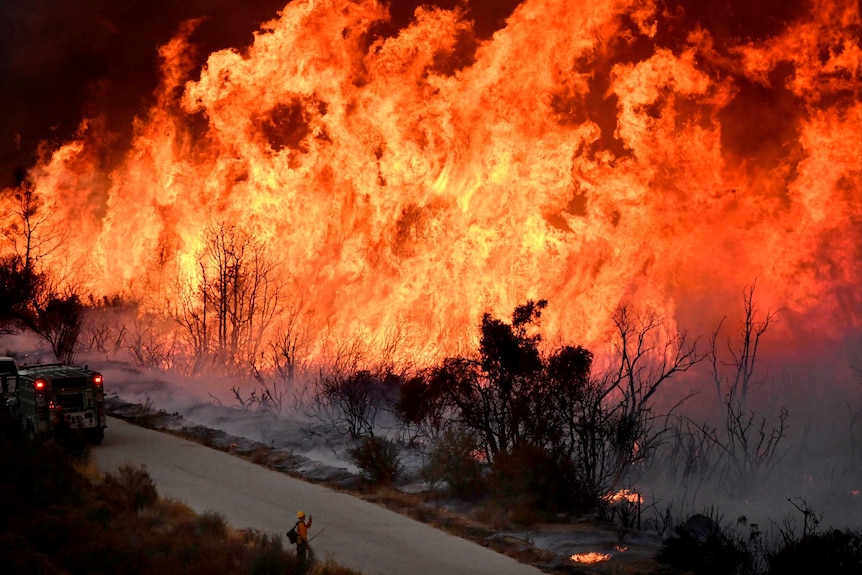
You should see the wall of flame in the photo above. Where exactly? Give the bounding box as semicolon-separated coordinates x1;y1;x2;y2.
7;0;861;363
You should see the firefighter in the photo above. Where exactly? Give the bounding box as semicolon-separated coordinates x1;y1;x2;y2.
295;510;312;564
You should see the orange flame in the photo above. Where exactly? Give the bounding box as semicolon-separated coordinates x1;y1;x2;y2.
605;488;643;505
7;0;861;365
571;551;612;563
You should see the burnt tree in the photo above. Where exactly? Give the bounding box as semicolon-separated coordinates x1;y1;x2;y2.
172;222;285;372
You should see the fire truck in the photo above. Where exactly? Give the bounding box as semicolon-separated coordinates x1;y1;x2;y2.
3;357;107;444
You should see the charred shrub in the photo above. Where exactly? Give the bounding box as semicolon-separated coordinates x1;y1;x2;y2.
348;436;401;485
656;514;753;575
27;290;85;365
394;373;451;443
767;528;862;575
0;253;49;330
422;428;486;500
488;443;577;522
315;368;400;439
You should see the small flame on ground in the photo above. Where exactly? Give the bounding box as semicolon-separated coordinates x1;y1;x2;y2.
570;552;611;563
615;545;628;552
604;488;643;505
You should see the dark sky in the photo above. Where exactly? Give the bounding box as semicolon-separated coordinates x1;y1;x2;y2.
0;0;806;189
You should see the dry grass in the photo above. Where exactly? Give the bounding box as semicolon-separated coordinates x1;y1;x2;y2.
308;555;365;575
72;454;103;481
473;499;513;530
154;497;199;523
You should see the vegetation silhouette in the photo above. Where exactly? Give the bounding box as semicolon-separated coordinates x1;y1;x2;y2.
0;406;361;575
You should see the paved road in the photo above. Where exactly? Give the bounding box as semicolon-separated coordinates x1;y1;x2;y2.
92;417;544;575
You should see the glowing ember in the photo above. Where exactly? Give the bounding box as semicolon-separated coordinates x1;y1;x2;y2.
3;0;860;365
571;552;612;563
604;489;643;505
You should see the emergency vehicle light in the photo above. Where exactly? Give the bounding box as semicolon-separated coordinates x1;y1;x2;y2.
93;374;103;386
34;379;46;391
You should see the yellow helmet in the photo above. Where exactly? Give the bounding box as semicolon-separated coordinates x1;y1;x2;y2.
297;511;305;519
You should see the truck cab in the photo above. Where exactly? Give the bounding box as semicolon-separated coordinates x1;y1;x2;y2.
10;362;107;444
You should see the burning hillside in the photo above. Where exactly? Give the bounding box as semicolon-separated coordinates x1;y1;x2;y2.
1;0;860;366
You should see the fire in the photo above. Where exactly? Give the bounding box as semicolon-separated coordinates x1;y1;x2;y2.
571;551;611;563
604;488;643;505
5;0;861;366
